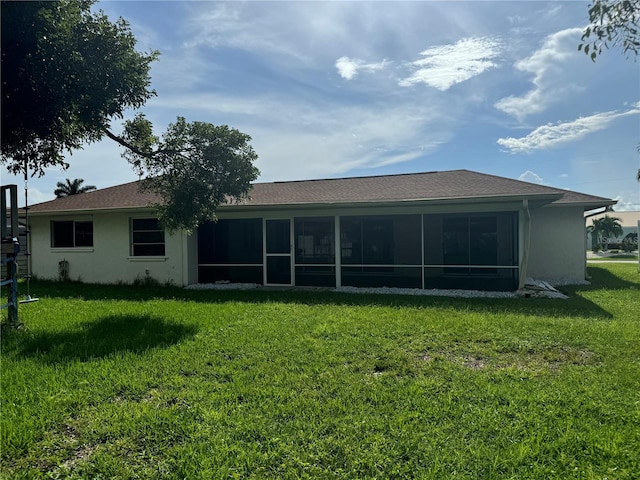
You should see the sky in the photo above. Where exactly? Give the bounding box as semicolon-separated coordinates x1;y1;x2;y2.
3;0;639;211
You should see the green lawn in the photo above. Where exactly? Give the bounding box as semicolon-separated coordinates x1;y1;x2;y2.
2;264;639;479
587;255;638;261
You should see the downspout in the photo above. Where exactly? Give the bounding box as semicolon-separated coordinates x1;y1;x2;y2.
518;199;531;289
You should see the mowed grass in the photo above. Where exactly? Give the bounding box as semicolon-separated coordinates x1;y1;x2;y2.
1;264;639;479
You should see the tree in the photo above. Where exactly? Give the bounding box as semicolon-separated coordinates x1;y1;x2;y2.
590;215;623;250
586;224;600;251
621;232;638;252
579;0;640;60
122;116;259;232
1;0;158;176
54;178;97;198
1;1;259;231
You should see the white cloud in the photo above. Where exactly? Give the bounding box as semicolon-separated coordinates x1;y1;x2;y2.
518;170;544;184
612;191;640;212
399;37;502;90
495;28;583;119
497;105;640;154
25;188;55;208
183;2;375;67
335;57;388;80
147;87;458;181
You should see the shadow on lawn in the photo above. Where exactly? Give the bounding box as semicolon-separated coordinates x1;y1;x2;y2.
582;265;639;291
11;314;197;362
23;265;638;321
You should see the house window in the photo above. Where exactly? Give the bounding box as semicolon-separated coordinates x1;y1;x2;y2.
51;220;93;247
131;218;165;256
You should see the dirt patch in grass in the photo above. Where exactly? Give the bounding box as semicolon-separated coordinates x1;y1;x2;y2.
60;443;98;470
424;345;599;371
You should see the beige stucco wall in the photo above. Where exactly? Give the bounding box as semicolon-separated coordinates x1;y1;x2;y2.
526;205;586;284
29;210;192;286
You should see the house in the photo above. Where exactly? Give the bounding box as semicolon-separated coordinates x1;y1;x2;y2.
586;211;639;250
23;170;614;291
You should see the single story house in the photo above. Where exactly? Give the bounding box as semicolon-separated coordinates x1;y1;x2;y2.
24;169;614;291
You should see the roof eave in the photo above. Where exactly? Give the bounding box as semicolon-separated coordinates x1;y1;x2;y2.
221;192;565;211
27;205;155;216
548;199;617;210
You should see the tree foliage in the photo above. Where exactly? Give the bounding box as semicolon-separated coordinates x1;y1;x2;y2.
1;1;260;231
54;178;97;198
590;215;624;250
123;116;259;233
579;0;640;60
1;0;158;176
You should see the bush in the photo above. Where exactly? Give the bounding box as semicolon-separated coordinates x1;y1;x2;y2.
622;233;638;253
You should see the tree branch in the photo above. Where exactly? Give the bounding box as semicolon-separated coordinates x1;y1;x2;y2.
102;127;194;162
102;127;154;159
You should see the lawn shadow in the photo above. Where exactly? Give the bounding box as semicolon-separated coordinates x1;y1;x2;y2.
12;314;198;363
23;264;638;321
581;265;639;291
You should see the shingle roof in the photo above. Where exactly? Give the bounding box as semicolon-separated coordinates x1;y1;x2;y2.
27;169;614;214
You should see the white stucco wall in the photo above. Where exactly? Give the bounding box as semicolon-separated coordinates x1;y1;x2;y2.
29;210;192;286
526;205;586;284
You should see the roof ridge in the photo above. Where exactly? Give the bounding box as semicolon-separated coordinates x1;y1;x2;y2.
268;170;449;185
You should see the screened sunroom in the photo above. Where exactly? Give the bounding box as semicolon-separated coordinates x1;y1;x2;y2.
197;211;519;291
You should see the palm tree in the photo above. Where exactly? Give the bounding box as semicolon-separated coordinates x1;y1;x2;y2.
54;178;97;198
586;224;599;251
591;215;623;251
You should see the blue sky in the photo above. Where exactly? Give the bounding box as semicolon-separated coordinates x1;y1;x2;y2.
3;1;639;211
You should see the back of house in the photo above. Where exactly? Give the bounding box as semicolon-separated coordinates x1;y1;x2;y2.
22;170;615;291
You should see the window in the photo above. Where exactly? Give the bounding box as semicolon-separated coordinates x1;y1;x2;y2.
131;218;165;256
51;220;93;247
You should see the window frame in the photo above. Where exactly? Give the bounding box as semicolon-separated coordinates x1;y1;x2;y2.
130;217;166;257
50;219;94;248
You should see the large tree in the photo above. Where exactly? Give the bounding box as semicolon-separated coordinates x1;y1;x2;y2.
54;178;97;198
1;0;259;231
1;0;157;176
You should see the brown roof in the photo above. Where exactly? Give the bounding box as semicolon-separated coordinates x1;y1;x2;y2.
27;169;614;214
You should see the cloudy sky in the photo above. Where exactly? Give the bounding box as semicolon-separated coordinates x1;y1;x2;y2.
3;1;639;211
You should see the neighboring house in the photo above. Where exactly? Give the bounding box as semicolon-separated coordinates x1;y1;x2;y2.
23;170;614;291
586;211;640;250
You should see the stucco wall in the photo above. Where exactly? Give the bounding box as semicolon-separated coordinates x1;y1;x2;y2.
526;205;586;284
28;201;591;288
29;210;190;286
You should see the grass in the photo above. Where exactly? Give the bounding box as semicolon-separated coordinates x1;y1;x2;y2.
587;254;638;261
1;264;639;479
